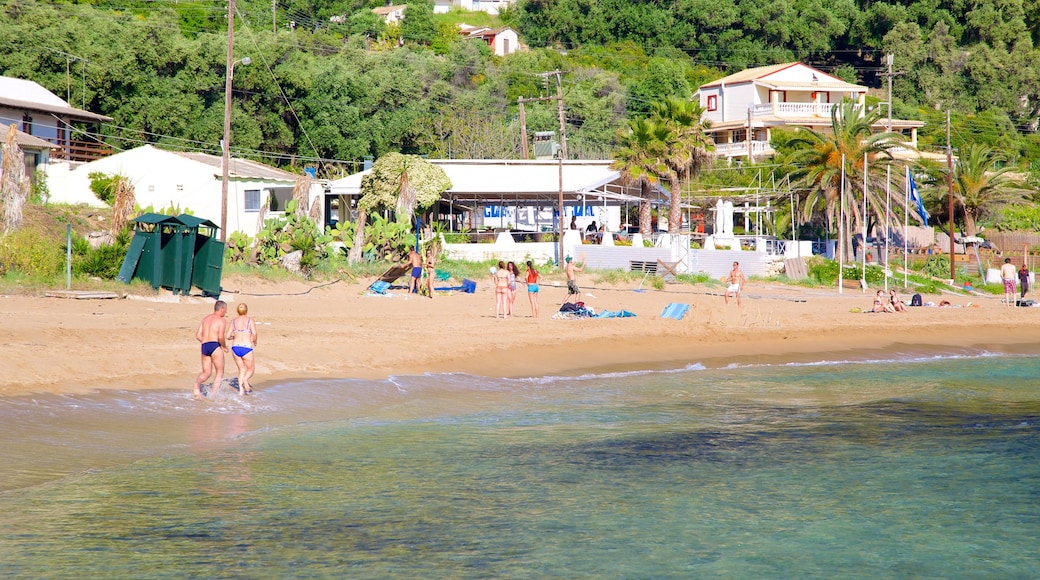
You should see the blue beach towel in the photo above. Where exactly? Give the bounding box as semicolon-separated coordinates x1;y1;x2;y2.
595;309;636;318
660;303;690;320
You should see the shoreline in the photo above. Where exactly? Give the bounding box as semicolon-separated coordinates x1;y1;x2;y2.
1;277;1037;398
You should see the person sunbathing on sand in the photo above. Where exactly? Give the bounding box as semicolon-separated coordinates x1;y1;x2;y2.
889;289;907;313
873;290;895;313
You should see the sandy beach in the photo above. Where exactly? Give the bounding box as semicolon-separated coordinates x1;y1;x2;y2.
1;273;1037;398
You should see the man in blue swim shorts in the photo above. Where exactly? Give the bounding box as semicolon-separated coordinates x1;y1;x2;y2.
406;249;422;294
193;300;229;399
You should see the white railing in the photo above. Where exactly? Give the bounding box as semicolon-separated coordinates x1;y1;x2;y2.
751;102;835;119
714;141;773;157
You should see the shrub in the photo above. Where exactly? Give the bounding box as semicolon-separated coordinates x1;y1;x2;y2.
88;172;119;204
806;256;886;286
923;255;950;278
0;229;65;277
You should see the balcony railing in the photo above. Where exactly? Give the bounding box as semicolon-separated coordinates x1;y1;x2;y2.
752;102;837;119
714;140;773;157
48;138;113;163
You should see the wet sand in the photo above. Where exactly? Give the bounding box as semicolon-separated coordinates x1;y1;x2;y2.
1;273;1037;398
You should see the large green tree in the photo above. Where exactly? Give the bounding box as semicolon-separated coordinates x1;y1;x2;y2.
347;153;451;264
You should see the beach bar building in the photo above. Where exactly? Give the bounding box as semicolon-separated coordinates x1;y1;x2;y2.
325;159;794;278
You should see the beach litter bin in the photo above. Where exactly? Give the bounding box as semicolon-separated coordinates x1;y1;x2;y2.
117;213;224;297
176;214;224;297
118;213;183;290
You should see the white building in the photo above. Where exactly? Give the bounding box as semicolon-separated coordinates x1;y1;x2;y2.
325;159;665;235
47;145;320;238
461;25;520;56
0;75;112;165
372;4;407;24
695;62;923;160
0;122;56;178
434;0;516;15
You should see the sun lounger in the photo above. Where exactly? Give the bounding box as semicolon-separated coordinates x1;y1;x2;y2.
660;303;690;320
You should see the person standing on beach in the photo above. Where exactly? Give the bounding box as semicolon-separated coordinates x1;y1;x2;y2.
227;303;258;395
406;249;422;295
506;261;520;315
493;261;511;318
1018;263;1030;299
1001;257;1017;307
525;260;542;317
564;255;584;303
193;301;229;399
425;249;436;299
725;261;745;306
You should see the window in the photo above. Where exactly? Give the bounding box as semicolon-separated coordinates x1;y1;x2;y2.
267;188;294;212
706;95;718;111
244;189;261;212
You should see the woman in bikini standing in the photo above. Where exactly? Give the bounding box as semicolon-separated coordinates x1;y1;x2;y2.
425;249;436;299
493;261;511;318
226;303;259;395
506;261;520;316
525;260;542;318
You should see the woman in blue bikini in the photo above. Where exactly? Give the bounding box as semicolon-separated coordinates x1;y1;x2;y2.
226;303;258;395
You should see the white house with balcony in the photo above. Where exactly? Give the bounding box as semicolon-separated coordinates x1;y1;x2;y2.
696;62;923;160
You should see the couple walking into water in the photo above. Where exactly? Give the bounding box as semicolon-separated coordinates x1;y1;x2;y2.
193;300;258;398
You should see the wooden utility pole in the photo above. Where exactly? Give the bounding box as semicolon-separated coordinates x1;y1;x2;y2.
947;109;955;281
553;70;568;264
221;0;236;242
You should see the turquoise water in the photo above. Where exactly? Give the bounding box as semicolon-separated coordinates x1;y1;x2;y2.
1;351;1038;577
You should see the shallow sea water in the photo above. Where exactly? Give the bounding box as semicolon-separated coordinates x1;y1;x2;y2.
0;350;1038;577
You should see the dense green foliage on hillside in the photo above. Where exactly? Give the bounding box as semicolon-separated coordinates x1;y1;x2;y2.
2;0;1040;177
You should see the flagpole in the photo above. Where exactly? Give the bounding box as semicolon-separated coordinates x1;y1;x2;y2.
903;165;909;287
885;164;890;293
862;151;868;290
838;154;845;295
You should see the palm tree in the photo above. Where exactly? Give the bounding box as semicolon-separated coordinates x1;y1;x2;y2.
611;118;670;236
783;100;907;260
948;143;1023;236
650;97;715;234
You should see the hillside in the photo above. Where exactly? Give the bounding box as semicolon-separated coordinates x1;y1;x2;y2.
1;0;1039;171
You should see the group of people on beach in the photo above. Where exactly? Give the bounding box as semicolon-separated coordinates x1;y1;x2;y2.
1000;257;1033;307
873;289;909;313
492;259;551;318
193;300;258;399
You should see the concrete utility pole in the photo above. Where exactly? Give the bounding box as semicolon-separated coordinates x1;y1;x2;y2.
517;97;529;159
879;54;903;132
521;70;569;263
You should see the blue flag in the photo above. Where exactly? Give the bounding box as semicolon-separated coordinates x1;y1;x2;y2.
907;168;928;226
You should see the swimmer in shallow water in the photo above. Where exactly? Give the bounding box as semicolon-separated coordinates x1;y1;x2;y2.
227;302;258;395
193;300;228;399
